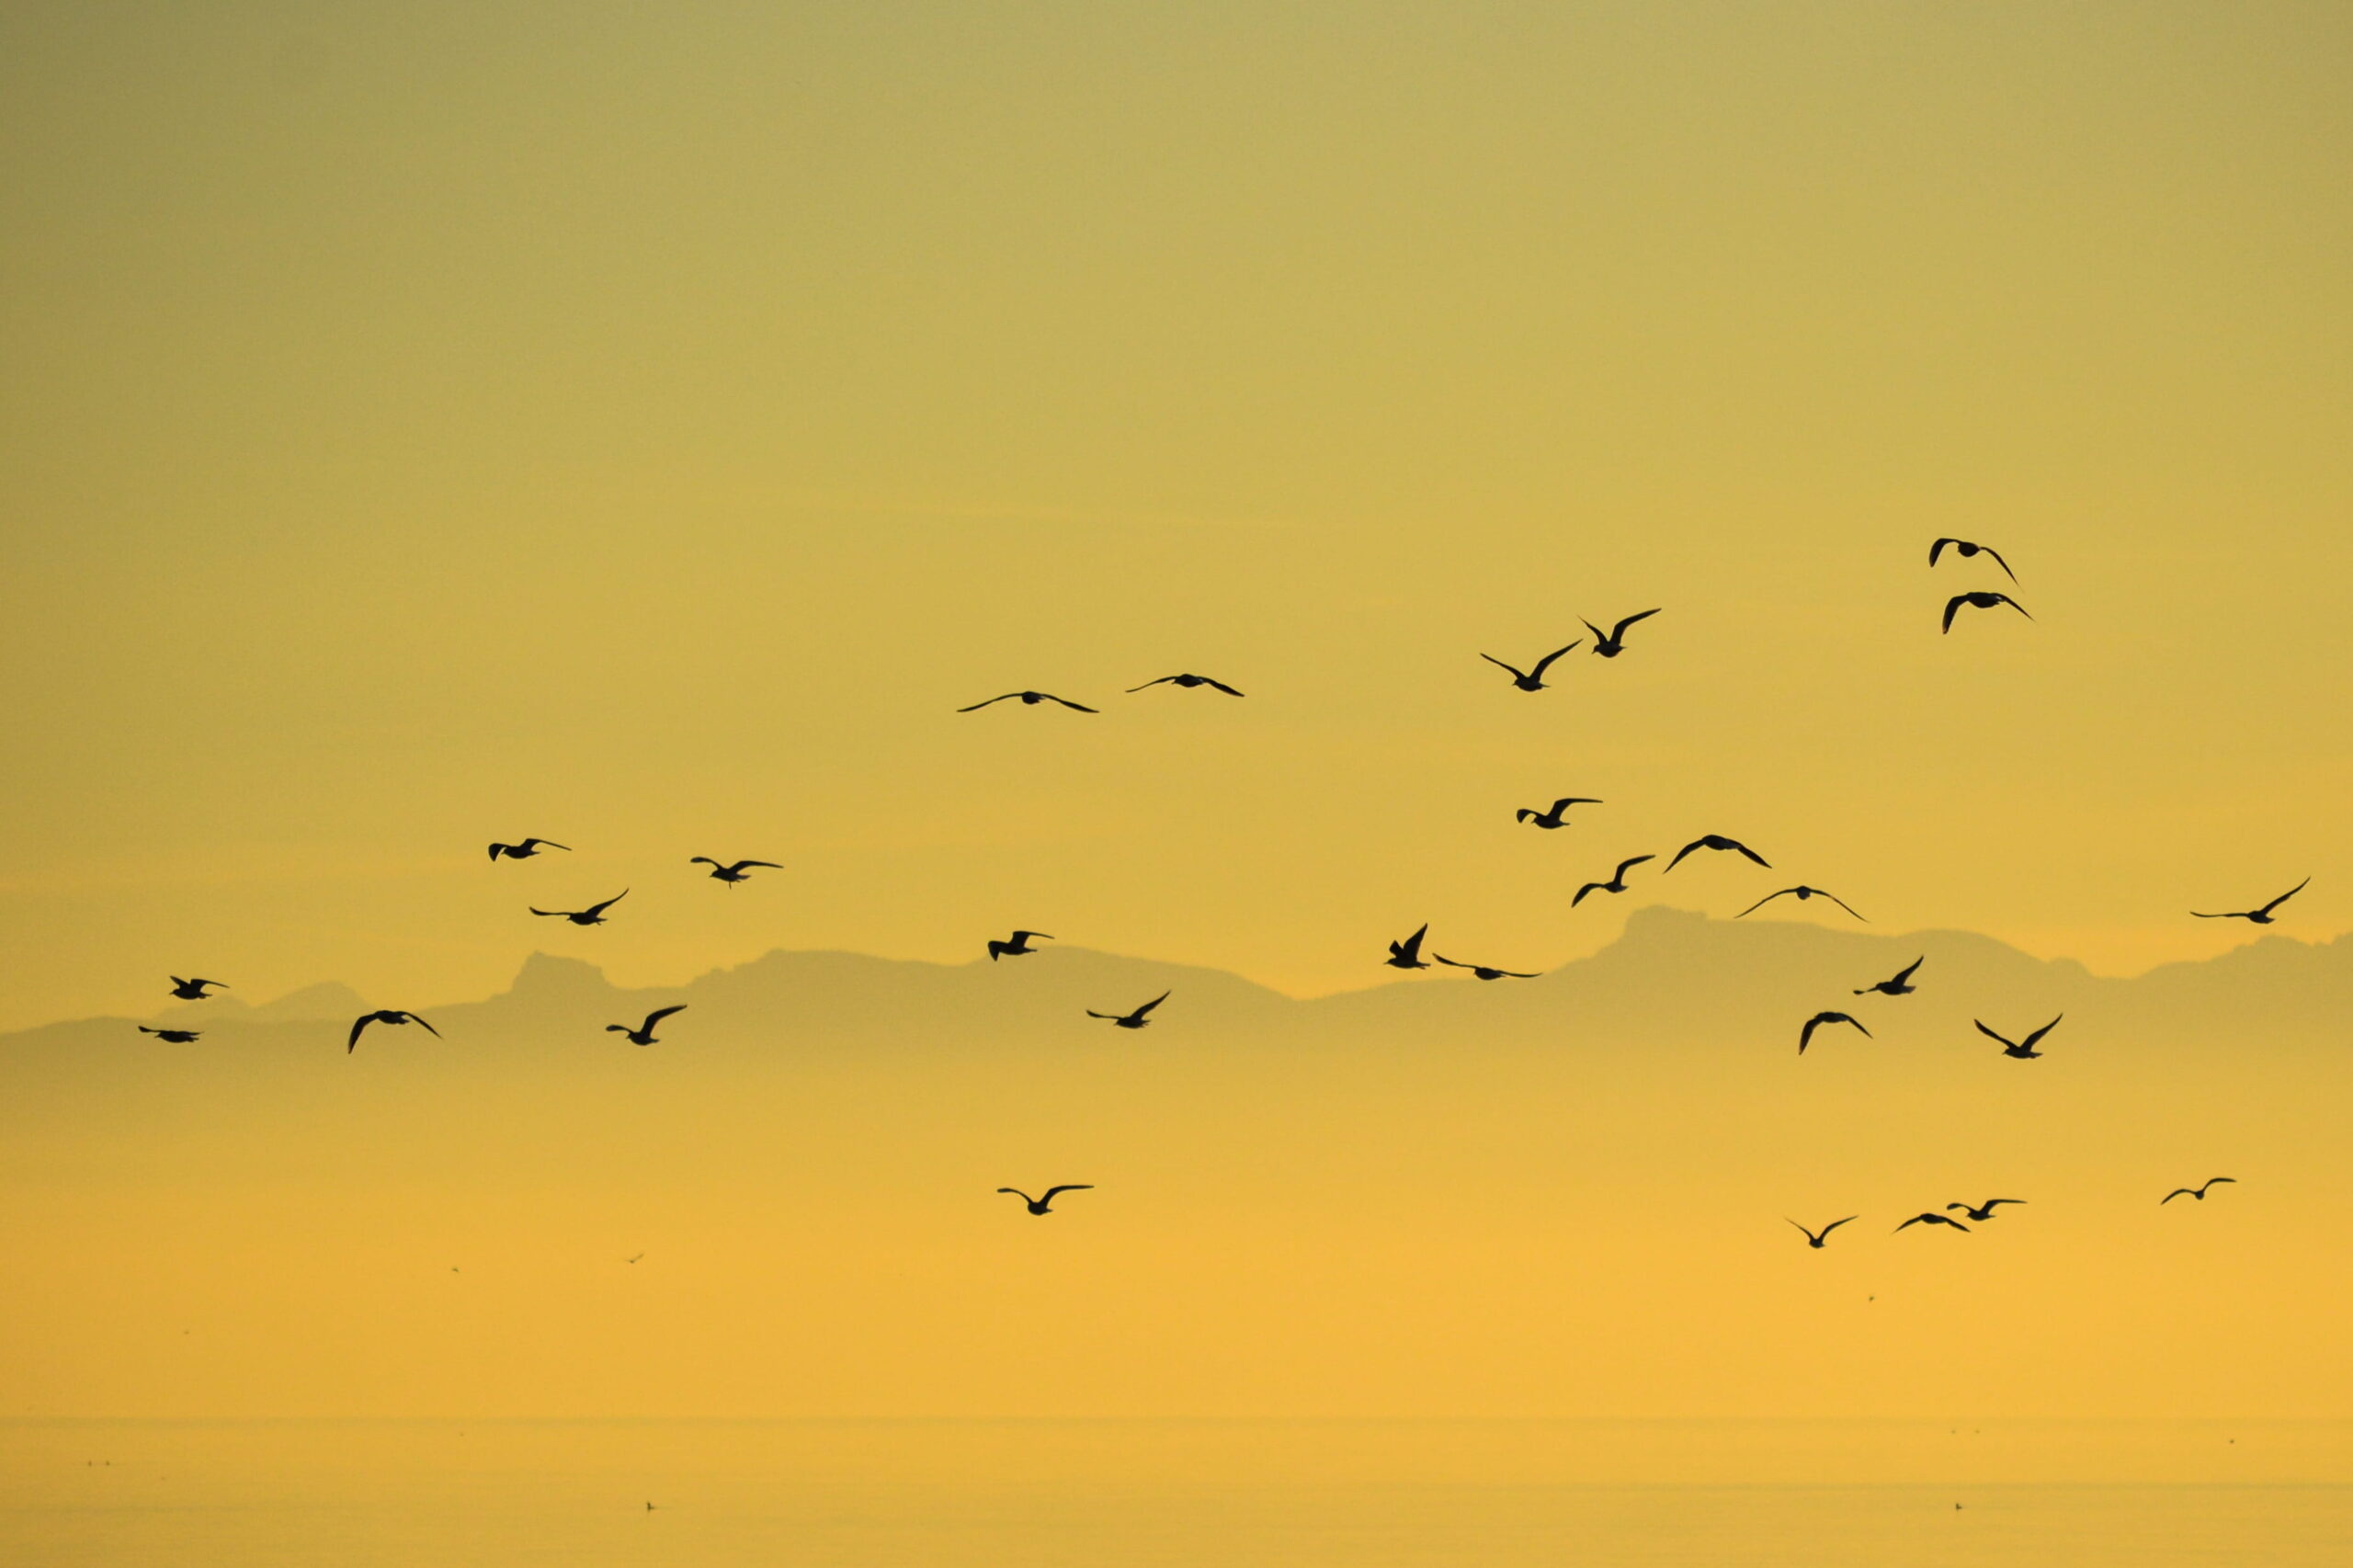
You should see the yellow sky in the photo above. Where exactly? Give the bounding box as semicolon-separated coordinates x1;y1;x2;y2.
3;1;2350;1030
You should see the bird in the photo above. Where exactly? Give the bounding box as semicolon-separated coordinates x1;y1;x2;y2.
1946;1199;2027;1222
1855;957;1925;996
1975;1015;2063;1059
167;976;227;1000
1574;855;1655;906
987;930;1052;960
1789;1217;1856;1249
347;1010;439;1053
624;1254;644;1264
1517;797;1601;829
957;691;1097;712
1127;673;1244;696
1665;835;1770;871
2162;1177;2236;1205
1798;1011;1870;1055
998;1185;1091;1215
487;838;569;861
1941;591;2031;633
138;1026;201;1043
1385;924;1432;969
1738;885;1868;921
607;1006;688;1046
1479;642;1580;691
1086;992;1168;1029
1582;608;1662;657
2193;877;2309;925
1434;956;1539;980
1928;538;2018;582
689;858;781;885
529;890;629;926
1894;1212;1971;1233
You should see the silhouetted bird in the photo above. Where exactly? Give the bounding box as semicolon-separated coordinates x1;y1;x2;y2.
690;858;780;885
625;1254;644;1264
139;1026;201;1043
347;1009;438;1053
1665;835;1770;871
487;838;569;861
1941;591;2031;633
1947;1199;2026;1222
1583;608;1662;657
1975;1015;2062;1059
530;890;629;926
1127;674;1245;696
167;976;227;1000
998;1184;1091;1215
1385;924;1432;969
607;1006;688;1046
1574;855;1655;906
958;691;1097;712
1895;1212;1971;1233
1435;955;1539;980
1479;642;1580;690
1087;992;1168;1029
1789;1217;1856;1249
1799;1011;1870;1055
2162;1177;2235;1204
1928;538;2018;582
1517;797;1600;829
2193;877;2309;925
1856;957;1925;996
987;930;1052;960
1739;885;1868;921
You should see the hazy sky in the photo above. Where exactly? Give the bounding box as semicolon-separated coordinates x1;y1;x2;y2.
4;1;2349;1029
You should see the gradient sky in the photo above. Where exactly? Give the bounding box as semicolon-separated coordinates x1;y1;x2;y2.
3;1;2349;1030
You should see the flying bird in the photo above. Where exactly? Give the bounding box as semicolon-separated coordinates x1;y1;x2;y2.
347;1009;438;1053
1582;608;1662;657
1975;1015;2063;1059
1127;673;1244;696
1479;642;1581;691
167;976;227;1000
487;838;569;861
1798;1011;1870;1055
624;1254;644;1264
987;930;1052;960
1086;992;1168;1029
2192;877;2309;925
1895;1212;1971;1233
998;1185;1092;1215
1665;835;1771;872
1789;1217;1856;1249
1738;885;1868;921
1434;956;1540;981
607;1005;688;1046
138;1026;201;1043
530;890;629;926
957;691;1097;712
690;858;781;885
1941;591;2031;633
1855;957;1925;996
1928;538;2018;582
1946;1199;2027;1222
2162;1177;2235;1205
1385;924;1432;969
1574;855;1655;906
1517;797;1601;830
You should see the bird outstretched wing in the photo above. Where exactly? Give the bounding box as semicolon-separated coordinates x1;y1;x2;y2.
1972;1020;2018;1050
1737;889;1793;918
408;1013;439;1038
1609;608;1662;640
957;694;1017;711
1479;653;1529;680
1045;695;1098;711
1039;1185;1093;1201
2257;878;2312;916
1125;676;1176;691
1940;594;1969;633
347;1015;373;1052
644;1006;688;1028
1528;642;1581;677
1135;992;1170;1016
2018;1015;2063;1049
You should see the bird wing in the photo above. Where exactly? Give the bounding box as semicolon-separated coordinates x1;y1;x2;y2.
1553;798;1602;812
587;891;630;915
689;857;717;868
487;844;509;859
1730;840;1770;867
1894;1215;1927;1231
1085;1010;1117;1020
1972;1020;2018;1049
1479;653;1529;680
1610;608;1662;639
1039;1185;1093;1200
529;907;563;917
958;695;1017;710
1528;642;1582;676
1664;840;1703;871
1571;881;1605;906
2188;911;2241;919
1844;1016;1871;1038
1929;538;1959;566
347;1015;372;1052
735;861;783;872
644;1006;688;1027
2205;1177;2235;1190
1580;619;1607;642
1433;954;1471;970
1995;594;2032;619
1893;957;1925;983
1616;855;1655;877
1494;969;1540;979
2257;877;2312;915
1820;891;1869;921
1941;594;1968;633
1134;992;1169;1016
409;1014;440;1037
2019;1014;2063;1049
1822;1217;1856;1237
1985;1199;2026;1209
1395;923;1428;957
1799;1017;1823;1053
1047;695;1099;711
1787;1219;1816;1240
1201;677;1245;696
2161;1189;2192;1204
1736;889;1790;918
1124;676;1176;691
996;1188;1034;1202
1980;545;2018;582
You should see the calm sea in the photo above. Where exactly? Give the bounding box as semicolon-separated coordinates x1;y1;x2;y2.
2;1419;2345;1566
